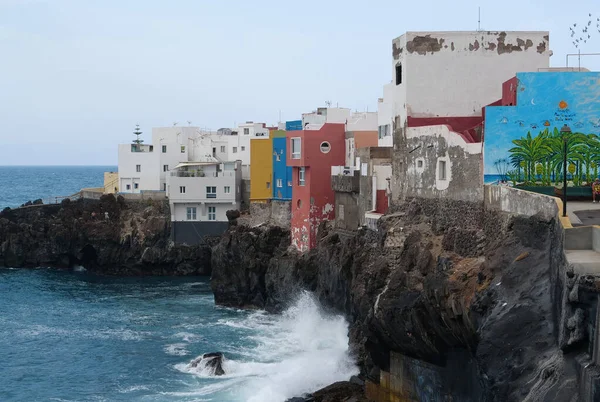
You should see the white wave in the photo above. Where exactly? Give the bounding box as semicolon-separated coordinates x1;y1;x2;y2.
73;265;86;272
118;384;151;393
174;331;203;343
179;291;358;402
164;343;190;356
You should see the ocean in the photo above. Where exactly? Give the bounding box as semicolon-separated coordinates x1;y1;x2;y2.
0;166;357;402
0;165;116;209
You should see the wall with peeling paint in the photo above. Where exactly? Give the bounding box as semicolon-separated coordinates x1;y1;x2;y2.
288;124;346;251
392;124;484;202
380;31;550;149
398;31;550;120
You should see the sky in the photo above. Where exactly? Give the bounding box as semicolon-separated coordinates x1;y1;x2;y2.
1;0;599;165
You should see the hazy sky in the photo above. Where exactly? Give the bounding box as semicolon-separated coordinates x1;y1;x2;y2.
1;0;599;165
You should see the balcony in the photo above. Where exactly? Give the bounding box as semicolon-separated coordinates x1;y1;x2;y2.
331;167;360;193
170;171;236;178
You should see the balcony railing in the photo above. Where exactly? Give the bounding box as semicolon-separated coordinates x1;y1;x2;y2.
131;144;154;153
170;171;235;178
206;194;216;198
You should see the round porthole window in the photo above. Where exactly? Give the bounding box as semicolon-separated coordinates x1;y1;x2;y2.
320;141;331;154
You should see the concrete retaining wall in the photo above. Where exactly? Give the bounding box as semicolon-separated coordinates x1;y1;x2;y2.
171;221;228;245
117;192;167;201
483;185;558;222
240;200;291;228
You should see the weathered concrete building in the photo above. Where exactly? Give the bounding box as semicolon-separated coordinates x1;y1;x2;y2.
331;147;392;231
379;31;551;203
287;123;346;252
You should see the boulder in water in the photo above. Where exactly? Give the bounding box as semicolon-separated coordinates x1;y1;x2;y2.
190;352;225;376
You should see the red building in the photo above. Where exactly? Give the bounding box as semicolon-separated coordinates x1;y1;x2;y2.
287;123;346;252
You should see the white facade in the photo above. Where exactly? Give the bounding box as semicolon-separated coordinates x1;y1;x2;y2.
302;107;351;129
118;123;269;194
167;161;242;222
378;31;551;146
346;111;378;132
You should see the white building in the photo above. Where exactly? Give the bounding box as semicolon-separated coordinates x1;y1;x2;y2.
118;123;270;195
166;160;242;244
302;107;351;129
377;31;551;147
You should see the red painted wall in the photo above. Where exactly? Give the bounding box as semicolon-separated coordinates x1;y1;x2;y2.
502;77;518;106
407;116;483;133
375;190;388;214
289;124;345;251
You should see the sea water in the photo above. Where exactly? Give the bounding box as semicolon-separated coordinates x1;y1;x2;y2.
0;269;357;401
0;165;115;208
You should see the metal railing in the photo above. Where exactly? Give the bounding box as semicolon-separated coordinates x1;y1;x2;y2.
170;171;235;178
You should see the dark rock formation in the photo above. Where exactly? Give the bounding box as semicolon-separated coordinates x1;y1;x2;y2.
211;197;577;401
190;352;225;376
0;194;212;275
284;381;368;402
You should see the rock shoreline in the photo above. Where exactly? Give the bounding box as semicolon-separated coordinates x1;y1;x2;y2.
0;195;213;275
1;194;584;400
211;197;577;401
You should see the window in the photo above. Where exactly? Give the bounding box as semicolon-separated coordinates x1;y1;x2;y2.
439;160;447;180
162;145;167;153
220;146;226;153
417;160;423;168
276;154;281;161
395;63;402;85
149;145;154;152
287;180;292;187
136;164;141;172
291;138;301;159
126;184;131;190
299;167;305;186
224;186;231;194
320;141;331;154
243;128;250;135
266;182;271;189
276;179;283;188
181;146;185;153
180;186;186;194
134;183;139;189
206;186;217;198
233;147;238;153
186;207;197;220
208;206;216;221
163;183;167;191
241;146;245;151
163;165;169;172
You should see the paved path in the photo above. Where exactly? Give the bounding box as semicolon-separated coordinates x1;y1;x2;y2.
567;201;600;226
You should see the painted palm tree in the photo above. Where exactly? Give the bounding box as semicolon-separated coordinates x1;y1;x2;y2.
580;134;600;183
508;132;550;184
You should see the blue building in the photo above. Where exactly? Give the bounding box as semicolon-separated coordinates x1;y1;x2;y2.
272;132;293;200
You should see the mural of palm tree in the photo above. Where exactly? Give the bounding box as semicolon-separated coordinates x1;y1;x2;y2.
508;132;549;184
508;127;595;187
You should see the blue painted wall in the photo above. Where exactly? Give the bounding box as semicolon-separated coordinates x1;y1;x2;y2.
285;120;302;131
484;72;600;180
272;137;293;200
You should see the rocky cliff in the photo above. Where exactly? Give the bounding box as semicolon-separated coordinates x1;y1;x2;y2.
0;195;212;275
212;197;579;401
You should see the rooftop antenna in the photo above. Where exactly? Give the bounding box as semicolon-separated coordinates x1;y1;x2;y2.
325;100;331;108
478;7;481;31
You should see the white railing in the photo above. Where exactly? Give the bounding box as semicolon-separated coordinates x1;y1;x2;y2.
170;171;236;178
331;166;356;176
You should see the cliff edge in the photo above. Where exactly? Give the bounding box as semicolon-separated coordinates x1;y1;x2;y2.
211;197;577;401
0;195;212;275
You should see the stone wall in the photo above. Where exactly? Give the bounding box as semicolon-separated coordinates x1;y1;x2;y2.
239;200;291;228
483;184;558;222
391;124;483;203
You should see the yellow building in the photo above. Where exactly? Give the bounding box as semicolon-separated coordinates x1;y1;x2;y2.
250;137;273;202
104;171;119;194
